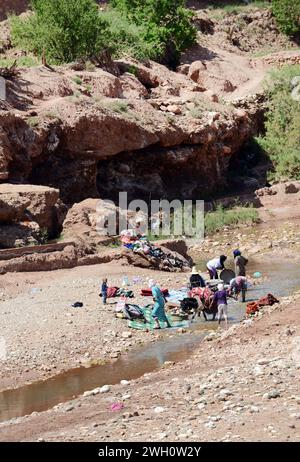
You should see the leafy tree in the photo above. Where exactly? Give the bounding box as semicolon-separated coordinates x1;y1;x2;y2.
110;0;197;66
257;65;300;181
10;0;110;63
272;0;300;36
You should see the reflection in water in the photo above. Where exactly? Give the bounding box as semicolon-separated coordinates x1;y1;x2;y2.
0;258;300;423
0;332;205;422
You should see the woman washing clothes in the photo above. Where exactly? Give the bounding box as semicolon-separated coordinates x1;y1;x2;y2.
149;279;171;329
229;275;248;302
233;249;248;276
189;266;206;288
206;255;227;279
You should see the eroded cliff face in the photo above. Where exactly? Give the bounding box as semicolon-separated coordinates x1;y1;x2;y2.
0;60;259;205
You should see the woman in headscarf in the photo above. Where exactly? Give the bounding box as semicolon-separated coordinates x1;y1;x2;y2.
189;266;206;288
229;275;248;302
206;255;227;279
233;249;248;277
149;279;171;329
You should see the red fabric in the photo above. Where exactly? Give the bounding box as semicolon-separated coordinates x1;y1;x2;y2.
107;286;119;298
246;301;260;315
189;287;215;310
189;287;213;303
246;293;279;315
141;288;169;297
257;293;279;306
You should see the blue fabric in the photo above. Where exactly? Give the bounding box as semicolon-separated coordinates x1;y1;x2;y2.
124;243;134;249
166;288;189;303
151;286;168;322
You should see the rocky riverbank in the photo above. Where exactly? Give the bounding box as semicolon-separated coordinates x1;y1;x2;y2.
0;283;299;442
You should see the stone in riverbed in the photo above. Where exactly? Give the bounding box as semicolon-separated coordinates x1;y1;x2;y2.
154;406;165;413
100;385;110;394
249;406;260;413
121;331;132;339
263;390;281;399
120;380;130;386
257;359;270;365
65;405;75;412
205;421;216;429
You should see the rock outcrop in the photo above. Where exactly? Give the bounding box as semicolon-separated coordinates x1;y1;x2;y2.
0;59;259;204
0;244;78;273
62;198;122;254
0;184;64;247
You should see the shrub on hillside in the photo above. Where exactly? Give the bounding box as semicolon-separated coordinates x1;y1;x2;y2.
10;0;196;65
101;9;158;61
110;0;197;67
272;0;300;36
257;65;300;181
10;0;110;63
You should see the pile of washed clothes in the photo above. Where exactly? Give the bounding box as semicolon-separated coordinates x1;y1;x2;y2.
120;230;187;270
101;286;134;298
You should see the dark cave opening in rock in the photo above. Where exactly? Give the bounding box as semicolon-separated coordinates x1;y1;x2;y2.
96;143;231;204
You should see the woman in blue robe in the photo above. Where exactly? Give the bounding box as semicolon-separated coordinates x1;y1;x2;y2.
149;280;171;329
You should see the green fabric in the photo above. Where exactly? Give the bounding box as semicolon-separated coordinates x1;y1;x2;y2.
128;305;189;330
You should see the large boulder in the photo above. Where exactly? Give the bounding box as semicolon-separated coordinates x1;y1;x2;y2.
63;198;122;254
119;73;148;99
0;222;39;248
0;184;62;232
285;183;300;194
188;61;207;88
0;184;64;247
0;194;30;223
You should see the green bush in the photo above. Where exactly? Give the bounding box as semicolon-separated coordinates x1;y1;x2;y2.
110;0;197;66
272;0;300;36
10;0;196;66
257;65;300;181
10;0;110;63
101;9;158;61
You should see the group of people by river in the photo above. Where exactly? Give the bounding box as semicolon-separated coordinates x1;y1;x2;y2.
100;248;249;329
